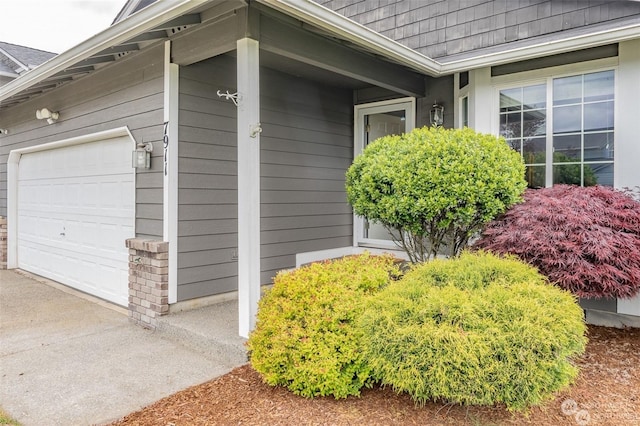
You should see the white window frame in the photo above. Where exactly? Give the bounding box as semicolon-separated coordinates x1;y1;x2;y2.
353;97;415;249
454;72;470;129
492;58;618;188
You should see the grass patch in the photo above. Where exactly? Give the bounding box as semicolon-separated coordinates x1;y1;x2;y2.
0;407;20;426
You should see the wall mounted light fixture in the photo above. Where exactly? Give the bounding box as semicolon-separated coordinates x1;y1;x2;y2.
132;142;153;169
35;108;60;124
430;102;444;127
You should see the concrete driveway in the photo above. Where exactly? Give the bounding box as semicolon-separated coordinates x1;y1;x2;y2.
0;269;246;425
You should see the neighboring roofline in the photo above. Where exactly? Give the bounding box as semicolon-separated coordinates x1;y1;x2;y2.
258;0;640;75
0;46;29;74
0;0;214;102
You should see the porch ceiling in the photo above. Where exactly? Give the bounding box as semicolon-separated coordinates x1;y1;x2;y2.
258;50;370;90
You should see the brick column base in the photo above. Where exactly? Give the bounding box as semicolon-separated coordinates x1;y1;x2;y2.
126;238;169;329
0;217;7;270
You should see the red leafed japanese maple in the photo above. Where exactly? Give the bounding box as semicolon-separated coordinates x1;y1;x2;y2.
474;185;640;299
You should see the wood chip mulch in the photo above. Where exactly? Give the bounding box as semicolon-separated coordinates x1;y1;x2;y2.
111;325;640;425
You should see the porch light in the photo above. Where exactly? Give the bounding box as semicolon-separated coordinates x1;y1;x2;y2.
35;108;59;124
430;102;444;127
132;142;153;169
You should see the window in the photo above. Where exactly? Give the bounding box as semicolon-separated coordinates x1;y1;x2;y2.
500;84;547;187
460;95;469;128
499;70;615;187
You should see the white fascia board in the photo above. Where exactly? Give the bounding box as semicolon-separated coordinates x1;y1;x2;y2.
439;22;640;73
0;0;215;102
257;0;640;77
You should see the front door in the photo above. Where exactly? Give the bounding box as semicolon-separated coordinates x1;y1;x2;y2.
354;98;415;247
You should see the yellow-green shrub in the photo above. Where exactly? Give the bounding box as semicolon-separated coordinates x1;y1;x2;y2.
247;253;400;399
359;251;587;411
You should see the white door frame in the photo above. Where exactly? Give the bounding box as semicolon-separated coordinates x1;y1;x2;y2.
353;97;415;248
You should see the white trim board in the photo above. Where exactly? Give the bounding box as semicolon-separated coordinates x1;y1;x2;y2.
163;40;180;305
236;37;261;338
296;246;409;268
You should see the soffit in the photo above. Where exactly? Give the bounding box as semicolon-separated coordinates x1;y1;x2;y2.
0;0;232;110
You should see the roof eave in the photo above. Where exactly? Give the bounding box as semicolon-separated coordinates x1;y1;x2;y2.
0;0;215;102
256;0;443;76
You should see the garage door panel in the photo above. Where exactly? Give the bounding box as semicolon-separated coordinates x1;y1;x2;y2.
17;136;134;306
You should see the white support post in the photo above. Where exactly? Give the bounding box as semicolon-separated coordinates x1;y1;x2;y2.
468;67;492;134
237;37;261;338
163;40;179;304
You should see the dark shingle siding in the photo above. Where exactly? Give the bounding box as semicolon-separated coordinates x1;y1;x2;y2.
314;0;640;59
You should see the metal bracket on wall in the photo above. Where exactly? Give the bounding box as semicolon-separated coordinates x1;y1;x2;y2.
217;90;239;106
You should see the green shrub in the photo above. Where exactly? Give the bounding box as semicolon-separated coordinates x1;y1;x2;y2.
247;253;400;399
345;126;526;262
359;251;587;412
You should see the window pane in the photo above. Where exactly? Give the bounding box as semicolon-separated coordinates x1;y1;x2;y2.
553;75;582;105
553;163;584;186
553;105;581;133
584;70;614;102
506;138;521;153
584;133;614;161
522;110;546;136
522;137;545;165
584;101;614;132
589;163;614;187
500;112;522;138
461;96;469;127
523;84;546;110
500;88;521;112
553;134;581;162
525;165;545;188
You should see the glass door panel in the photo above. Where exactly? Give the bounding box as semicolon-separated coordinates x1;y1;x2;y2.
354;98;415;247
364;111;406;241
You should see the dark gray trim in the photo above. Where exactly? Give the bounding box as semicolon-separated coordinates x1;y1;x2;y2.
492;44;618;76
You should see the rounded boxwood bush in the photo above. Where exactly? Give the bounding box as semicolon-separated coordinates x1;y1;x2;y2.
359;251;587;412
345;126;526;262
247;253;400;399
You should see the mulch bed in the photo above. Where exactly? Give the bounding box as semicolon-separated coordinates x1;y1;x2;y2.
111;325;640;425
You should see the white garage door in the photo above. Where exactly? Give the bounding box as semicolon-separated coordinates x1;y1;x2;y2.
17;136;134;306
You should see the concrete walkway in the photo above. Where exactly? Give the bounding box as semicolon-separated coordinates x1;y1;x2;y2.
0;269;247;425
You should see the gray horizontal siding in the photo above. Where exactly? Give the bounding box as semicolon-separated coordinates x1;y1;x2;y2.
0;45;165;240
176;55;355;302
177;54;238;301
580;297;617;313
315;0;640;60
260;66;354;279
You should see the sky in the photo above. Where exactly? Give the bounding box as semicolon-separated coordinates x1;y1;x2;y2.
0;0;125;54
